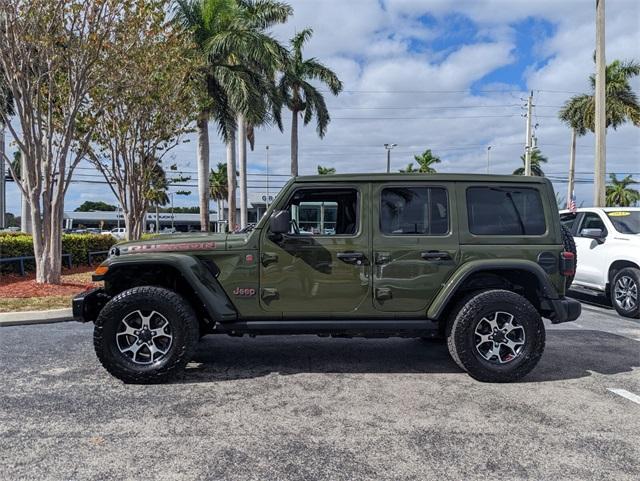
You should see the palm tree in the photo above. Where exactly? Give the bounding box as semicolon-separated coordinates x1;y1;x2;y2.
399;163;418;173
513;148;547;176
173;0;290;232
606;174;640;207
145;164;171;233
559;59;640;205
233;1;290;228
278;28;343;177
400;149;441;173
209;162;228;229
317;165;335;175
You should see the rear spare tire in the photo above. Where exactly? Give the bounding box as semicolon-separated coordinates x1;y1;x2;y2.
560;224;577;290
446;289;545;382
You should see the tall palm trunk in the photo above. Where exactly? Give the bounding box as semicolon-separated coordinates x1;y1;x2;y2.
238;114;248;229
226;129;237;232
197;113;210;232
290;109;299;177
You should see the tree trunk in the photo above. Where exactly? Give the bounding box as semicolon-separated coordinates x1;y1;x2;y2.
0;123;4;229
124;207;145;241
238;114;248;229
226;129;237;232
197;113;210;232
20;152;32;234
155;204;159;233
290;109;299;177
567;128;577;208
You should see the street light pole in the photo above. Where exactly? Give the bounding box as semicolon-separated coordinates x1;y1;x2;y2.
170;192;174;230
384;143;397;173
486;146;492;174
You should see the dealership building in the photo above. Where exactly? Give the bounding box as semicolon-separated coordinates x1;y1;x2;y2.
63;192;278;232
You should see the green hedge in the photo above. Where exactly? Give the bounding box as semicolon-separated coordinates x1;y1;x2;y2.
0;233;117;273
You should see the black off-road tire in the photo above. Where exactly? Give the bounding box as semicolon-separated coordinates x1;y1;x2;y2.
610;267;640;319
94;286;199;384
446;289;546;383
560;224;577;290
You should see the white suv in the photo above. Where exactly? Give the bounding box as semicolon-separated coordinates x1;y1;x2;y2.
560;207;640;318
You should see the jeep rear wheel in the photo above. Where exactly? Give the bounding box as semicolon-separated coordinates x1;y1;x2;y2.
446;289;545;382
94;286;199;384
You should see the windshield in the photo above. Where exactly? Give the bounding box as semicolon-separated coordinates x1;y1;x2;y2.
606;211;640;234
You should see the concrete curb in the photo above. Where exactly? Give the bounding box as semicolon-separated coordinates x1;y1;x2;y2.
0;308;74;327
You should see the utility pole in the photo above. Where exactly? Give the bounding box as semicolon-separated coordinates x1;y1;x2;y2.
384;143;397;173
486;146;491;173
594;0;607;207
524;91;534;176
0;122;5;228
265;145;270;211
567;128;577;207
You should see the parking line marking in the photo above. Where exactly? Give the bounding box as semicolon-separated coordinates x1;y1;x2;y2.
607;388;640;405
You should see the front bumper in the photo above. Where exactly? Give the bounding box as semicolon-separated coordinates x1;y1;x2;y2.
547;296;582;324
72;288;110;323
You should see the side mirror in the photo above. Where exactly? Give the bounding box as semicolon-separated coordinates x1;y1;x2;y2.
269;210;291;234
580;228;605;242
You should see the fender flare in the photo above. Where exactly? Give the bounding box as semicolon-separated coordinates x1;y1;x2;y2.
427;259;560;320
100;253;237;322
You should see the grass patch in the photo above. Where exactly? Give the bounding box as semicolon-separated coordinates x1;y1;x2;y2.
0;295;73;312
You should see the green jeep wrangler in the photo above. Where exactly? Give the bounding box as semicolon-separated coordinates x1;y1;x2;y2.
74;173;580;383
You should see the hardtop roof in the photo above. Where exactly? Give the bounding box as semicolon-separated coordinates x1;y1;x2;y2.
294;173;550;183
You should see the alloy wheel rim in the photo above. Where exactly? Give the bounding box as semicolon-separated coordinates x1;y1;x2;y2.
116;310;173;365
614;276;638;311
474;311;526;364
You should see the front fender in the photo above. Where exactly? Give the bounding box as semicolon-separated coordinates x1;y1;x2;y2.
427;259;560;320
99;253;237;322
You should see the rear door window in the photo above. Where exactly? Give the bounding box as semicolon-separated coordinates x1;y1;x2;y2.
466;186;546;235
380;187;449;235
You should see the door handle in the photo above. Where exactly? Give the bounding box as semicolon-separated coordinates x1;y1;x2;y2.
421;250;452;261
337;251;367;266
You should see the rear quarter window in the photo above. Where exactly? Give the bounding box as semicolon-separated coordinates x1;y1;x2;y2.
466;186;546;235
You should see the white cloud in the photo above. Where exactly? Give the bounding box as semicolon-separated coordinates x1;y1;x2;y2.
3;0;639;216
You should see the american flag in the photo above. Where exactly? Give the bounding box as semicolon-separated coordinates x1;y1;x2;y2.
568;190;577;213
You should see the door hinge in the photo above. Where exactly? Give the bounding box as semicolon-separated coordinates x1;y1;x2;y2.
261;252;278;267
375;287;392;301
261;288;279;301
375;252;391;265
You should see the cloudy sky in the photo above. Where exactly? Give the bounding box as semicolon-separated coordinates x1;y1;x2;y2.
4;0;640;215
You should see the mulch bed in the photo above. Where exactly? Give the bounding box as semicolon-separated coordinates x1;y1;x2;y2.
0;266;98;298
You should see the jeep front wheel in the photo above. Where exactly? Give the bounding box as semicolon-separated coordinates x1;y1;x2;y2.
94;286;199;383
446;289;545;382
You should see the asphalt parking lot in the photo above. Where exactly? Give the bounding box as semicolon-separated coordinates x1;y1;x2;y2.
1;303;639;481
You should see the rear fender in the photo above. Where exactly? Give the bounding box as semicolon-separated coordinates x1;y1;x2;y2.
427;259;560;320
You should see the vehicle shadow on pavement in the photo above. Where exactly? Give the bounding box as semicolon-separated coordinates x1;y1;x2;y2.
179;329;639;384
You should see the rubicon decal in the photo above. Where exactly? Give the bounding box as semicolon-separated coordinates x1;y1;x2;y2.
233;287;257;297
125;242;217;253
